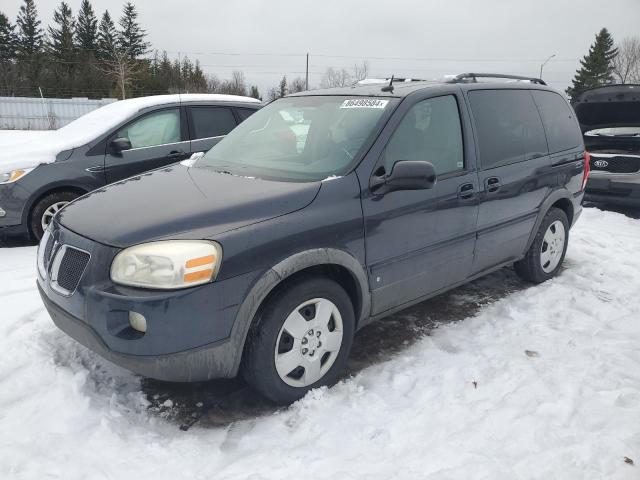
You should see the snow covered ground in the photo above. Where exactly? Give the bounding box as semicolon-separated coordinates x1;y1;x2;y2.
1;208;639;479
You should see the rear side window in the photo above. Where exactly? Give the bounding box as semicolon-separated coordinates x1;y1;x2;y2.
236;108;257;122
189;107;237;139
469;90;548;169
532;91;582;153
384;95;464;175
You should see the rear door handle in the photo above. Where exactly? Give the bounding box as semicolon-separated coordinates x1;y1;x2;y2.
167;150;186;159
485;176;502;193
458;182;476;199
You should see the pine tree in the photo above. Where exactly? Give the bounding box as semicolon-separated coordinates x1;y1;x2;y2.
0;13;17;62
47;2;76;96
16;0;45;89
567;28;619;98
181;56;194;86
279;75;288;98
192;61;207;92
0;13;18;95
16;0;44;58
48;2;76;61
76;1;106;98
117;2;149;59
97;10;117;60
157;50;173;87
249;85;260;100
75;0;98;52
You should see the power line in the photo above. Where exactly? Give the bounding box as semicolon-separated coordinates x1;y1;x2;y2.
157;49;579;63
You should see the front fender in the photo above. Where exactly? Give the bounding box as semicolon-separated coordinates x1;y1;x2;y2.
225;248;371;378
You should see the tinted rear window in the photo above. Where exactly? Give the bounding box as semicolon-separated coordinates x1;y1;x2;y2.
190;107;237;139
532;91;582;153
469;90;548;169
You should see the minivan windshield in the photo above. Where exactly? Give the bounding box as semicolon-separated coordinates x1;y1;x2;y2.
196;96;395;181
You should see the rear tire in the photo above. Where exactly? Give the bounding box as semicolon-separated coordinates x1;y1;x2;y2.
242;276;355;405
515;207;569;284
29;191;79;241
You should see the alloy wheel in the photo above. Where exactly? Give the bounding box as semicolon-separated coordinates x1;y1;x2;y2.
41;201;69;232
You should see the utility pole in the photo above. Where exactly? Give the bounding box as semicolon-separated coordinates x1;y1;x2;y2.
539;54;556;80
305;53;309;91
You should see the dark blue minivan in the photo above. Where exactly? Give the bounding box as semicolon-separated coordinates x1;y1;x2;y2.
37;74;588;404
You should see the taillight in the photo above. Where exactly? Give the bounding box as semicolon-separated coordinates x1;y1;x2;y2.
581;151;591;191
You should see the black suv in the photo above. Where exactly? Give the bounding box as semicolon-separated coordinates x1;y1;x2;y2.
38;74;588;404
0;94;261;241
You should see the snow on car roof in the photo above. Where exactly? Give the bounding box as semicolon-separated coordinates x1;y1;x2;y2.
0;94;259;172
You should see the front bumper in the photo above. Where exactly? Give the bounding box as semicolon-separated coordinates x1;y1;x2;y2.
0;183;28;235
38;221;261;381
0;223;29;239
585;172;640;207
39;283;241;381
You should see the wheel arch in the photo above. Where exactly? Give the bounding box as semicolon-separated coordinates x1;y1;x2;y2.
24;184;89;226
524;189;575;252
550;197;574;226
228;248;371;377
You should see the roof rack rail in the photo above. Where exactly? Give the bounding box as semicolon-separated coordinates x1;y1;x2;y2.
448;73;547;86
356;77;426;86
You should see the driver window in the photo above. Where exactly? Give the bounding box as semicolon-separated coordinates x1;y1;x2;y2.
384;95;464;175
115;108;181;149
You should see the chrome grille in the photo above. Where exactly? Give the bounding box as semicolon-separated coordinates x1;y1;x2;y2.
590;154;640;174
37;229;56;278
43;233;55;269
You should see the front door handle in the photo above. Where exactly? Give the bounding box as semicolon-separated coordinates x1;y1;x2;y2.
167;150;186;159
485;176;502;193
458;182;476;199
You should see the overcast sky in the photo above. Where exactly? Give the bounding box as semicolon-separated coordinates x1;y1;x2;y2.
4;0;639;96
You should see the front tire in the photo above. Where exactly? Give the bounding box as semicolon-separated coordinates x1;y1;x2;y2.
515;207;569;283
29;191;79;241
242;276;355;405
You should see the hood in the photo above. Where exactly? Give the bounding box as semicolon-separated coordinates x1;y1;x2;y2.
58;165;321;247
0;131;60;172
572;84;640;132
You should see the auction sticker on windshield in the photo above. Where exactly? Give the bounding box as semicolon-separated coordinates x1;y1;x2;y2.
340;99;389;109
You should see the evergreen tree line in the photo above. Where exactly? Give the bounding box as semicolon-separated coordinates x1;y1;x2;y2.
2;3;637;102
0;0;263;99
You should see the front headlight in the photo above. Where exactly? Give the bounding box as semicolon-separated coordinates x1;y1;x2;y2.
0;168;34;184
110;240;223;289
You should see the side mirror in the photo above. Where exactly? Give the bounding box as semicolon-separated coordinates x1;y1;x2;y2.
371;160;436;194
111;137;132;154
